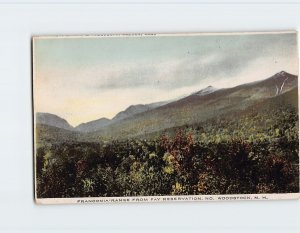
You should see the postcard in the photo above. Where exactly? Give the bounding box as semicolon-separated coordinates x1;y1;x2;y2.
33;32;299;204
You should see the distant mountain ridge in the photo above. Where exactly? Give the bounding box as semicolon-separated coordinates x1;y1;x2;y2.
75;118;111;132
36;112;74;131
86;71;298;139
112;101;168;123
36;100;170;133
36;71;298;137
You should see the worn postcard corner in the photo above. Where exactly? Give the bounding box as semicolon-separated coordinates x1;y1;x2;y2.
33;31;299;204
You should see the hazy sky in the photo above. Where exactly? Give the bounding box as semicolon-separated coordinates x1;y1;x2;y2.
34;32;298;126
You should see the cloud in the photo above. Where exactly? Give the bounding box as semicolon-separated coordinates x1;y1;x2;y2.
79;33;297;90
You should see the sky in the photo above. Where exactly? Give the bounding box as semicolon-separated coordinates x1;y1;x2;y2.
33;32;298;126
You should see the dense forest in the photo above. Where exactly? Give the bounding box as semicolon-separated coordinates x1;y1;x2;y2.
35;98;299;198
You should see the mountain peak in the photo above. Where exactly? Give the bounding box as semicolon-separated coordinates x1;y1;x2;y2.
274;71;296;78
125;104;145;111
279;71;287;75
36;112;74;131
194;85;218;96
252;71;298;97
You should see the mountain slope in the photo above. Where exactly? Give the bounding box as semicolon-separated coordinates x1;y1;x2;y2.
142;86;299;140
75;118;111;132
35;124;80;143
112;101;168;123
73;101;169;133
36;112;74;131
88;71;298;139
112;104;152;122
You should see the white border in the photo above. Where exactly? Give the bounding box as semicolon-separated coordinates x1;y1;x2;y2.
2;0;300;3
37;193;300;205
33;31;299;205
33;30;296;39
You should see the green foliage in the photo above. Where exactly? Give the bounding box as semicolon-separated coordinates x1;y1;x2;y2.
36;106;299;198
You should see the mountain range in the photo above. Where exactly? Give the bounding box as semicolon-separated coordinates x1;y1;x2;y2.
36;71;298;140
